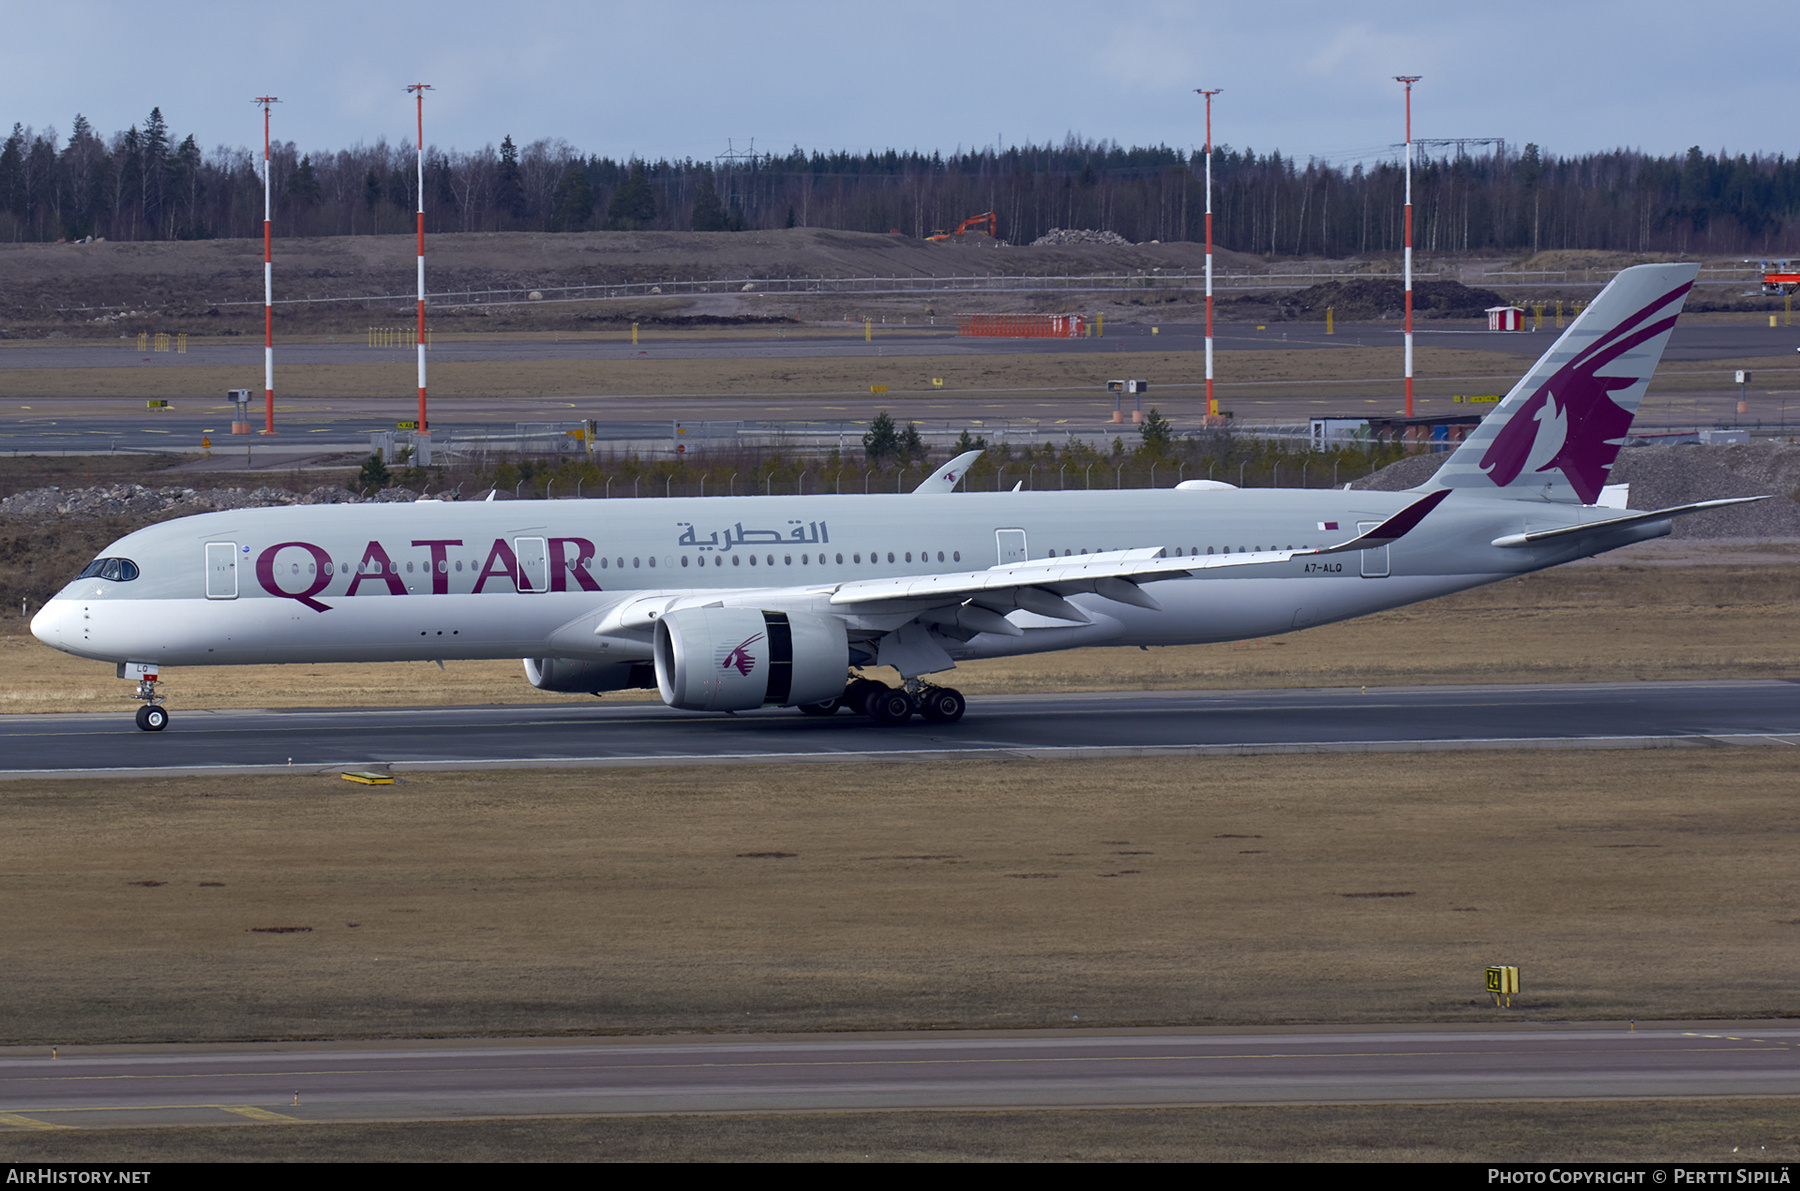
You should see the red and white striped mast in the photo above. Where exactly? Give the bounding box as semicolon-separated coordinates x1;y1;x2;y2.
254;95;279;434
1196;88;1221;418
1395;75;1420;419
407;83;432;450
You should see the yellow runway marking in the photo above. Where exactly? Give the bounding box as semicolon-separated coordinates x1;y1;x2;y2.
221;1105;300;1122
0;1111;74;1130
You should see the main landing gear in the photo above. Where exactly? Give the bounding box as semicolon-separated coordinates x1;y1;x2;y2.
132;673;169;732
800;676;966;725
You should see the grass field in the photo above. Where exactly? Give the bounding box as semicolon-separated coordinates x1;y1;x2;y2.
4;749;1798;1046
5;1101;1798;1163
5;343;1793;408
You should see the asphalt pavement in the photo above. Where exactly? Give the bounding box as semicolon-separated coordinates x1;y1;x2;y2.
4;680;1796;780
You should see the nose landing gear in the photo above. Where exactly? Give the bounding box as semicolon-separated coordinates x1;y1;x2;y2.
132;673;169;731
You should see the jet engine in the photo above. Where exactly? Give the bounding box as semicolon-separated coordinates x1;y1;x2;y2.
654;607;848;711
523;657;654;695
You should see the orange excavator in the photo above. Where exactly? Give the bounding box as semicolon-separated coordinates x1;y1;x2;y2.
926;212;998;242
1758;259;1800;295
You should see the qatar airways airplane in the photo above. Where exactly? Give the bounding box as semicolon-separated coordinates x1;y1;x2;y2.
32;263;1759;731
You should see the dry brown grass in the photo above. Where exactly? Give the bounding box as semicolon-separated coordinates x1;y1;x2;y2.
5;1100;1798;1162
8;342;1796;407
3;749;1798;1047
5;557;1795;713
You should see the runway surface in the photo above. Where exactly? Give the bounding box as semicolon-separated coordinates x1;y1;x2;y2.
4;680;1797;779
4;1024;1797;1128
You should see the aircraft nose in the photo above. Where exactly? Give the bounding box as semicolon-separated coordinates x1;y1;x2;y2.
30;598;70;647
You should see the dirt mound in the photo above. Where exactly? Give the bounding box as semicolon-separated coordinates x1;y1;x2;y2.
1512;249;1686;273
1031;229;1132;247
1351;442;1800;539
1269;278;1506;321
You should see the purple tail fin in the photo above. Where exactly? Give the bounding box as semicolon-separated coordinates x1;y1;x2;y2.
1424;263;1696;503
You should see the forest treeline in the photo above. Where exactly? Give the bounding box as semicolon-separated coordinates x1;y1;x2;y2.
3;106;1798;258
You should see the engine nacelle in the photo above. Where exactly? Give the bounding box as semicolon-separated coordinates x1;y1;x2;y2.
523;657;654;695
654;607;848;711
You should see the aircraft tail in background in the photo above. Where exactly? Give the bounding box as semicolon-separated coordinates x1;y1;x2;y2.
1423;262;1698;504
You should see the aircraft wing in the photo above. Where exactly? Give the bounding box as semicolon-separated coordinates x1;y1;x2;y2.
831;488;1451;618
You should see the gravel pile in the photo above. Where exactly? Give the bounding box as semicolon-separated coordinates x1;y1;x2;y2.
1351;442;1800;539
1030;228;1132;247
0;482;426;520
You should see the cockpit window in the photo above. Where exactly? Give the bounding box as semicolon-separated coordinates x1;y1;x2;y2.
77;557;140;582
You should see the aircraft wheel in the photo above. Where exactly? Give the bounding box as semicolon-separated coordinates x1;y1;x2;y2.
136;705;168;732
868;688;915;725
844;678;884;717
797;697;841;717
918;687;966;724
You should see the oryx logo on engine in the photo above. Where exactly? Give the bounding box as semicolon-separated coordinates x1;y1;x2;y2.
720;632;764;677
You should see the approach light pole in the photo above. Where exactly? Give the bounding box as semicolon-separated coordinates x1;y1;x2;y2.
254;96;280;434
1395;75;1420;419
407;83;433;456
1196;88;1222;419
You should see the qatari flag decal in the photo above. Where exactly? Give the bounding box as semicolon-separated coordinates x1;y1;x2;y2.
1317;521;1339;531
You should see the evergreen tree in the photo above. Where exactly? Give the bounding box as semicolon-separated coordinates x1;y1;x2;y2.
496;135;525;221
167;134;207;238
0;125;26;226
357;452;391;493
282;153;321;208
606;161;656;230
1139;407;1174;455
140;107;168;235
690;169;730;231
863;410;900;468
899;421;926;465
550;164;593;231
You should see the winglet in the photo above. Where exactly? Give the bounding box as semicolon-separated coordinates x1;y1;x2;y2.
1310;488;1451;555
914;450;982;495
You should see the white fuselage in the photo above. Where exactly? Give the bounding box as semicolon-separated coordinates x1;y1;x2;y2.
30;485;1659;675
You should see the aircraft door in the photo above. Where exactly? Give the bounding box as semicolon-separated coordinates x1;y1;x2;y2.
515;537;549;592
995;528;1028;565
204;542;239;599
1356;522;1390;578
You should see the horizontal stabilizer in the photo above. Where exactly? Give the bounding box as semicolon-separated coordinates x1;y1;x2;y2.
1489;496;1770;548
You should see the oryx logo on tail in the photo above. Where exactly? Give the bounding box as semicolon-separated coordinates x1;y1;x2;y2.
1422;264;1696;504
1476;277;1693;504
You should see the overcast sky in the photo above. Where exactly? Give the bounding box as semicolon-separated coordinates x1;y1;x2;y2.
4;1;1792;166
